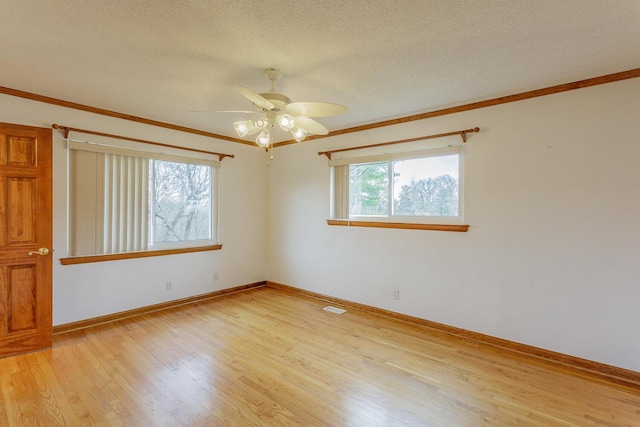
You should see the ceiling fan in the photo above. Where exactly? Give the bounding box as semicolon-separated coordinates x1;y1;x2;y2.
229;69;347;147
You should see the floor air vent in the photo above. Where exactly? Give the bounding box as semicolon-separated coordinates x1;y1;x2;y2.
323;306;347;314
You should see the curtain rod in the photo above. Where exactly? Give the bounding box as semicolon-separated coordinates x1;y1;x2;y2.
52;124;235;160
317;127;479;159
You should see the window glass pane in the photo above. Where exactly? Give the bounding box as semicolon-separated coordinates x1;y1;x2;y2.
152;160;212;243
349;162;388;216
392;154;459;217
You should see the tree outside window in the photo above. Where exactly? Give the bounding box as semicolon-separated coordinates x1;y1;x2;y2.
348;154;460;219
152;160;212;244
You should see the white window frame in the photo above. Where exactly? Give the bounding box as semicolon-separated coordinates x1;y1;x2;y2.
330;146;464;225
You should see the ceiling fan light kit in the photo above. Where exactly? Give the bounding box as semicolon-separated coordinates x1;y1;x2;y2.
231;69;347;147
278;114;295;131
256;127;271;148
233;120;252;137
291;127;307;142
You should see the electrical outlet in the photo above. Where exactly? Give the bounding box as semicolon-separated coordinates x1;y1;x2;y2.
393;290;400;300
166;281;172;291
213;273;219;281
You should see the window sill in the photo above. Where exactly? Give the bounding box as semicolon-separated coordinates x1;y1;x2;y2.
59;244;222;265
327;220;469;232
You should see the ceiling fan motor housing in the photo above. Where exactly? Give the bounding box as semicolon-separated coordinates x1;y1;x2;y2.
258;92;291;111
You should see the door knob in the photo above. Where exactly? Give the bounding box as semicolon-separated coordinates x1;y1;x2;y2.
28;247;50;256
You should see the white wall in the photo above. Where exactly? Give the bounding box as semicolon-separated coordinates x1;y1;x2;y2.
1;94;268;325
267;78;640;372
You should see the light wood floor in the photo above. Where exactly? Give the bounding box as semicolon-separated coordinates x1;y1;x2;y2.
1;287;639;426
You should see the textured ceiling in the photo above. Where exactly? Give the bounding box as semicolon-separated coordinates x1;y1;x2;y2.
1;0;639;142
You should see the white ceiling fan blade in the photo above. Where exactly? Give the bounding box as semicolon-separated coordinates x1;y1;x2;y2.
295;116;329;135
286;102;347;118
235;85;275;110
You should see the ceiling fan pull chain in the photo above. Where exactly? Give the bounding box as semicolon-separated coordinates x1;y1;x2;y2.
268;140;274;165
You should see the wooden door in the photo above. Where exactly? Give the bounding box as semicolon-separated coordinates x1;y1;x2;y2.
0;122;52;358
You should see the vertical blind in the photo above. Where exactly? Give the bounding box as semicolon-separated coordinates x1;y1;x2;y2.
103;154;149;254
331;165;349;220
69;149;105;255
69;150;150;255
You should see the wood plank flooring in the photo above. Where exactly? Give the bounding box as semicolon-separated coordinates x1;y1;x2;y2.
1;286;639;426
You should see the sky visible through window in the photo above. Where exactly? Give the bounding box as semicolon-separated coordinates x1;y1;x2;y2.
393;154;458;199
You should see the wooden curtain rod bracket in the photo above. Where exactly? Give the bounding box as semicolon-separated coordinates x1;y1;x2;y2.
460;127;480;143
317;127;480;158
52;123;70;138
52;124;235;160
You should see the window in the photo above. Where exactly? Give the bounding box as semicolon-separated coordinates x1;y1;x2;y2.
151;160;213;248
68;141;219;257
331;146;463;225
